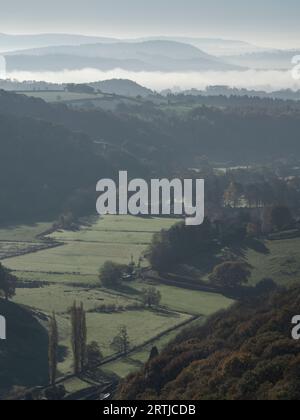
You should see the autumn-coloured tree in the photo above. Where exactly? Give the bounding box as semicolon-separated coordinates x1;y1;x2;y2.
224;182;243;208
246;222;261;238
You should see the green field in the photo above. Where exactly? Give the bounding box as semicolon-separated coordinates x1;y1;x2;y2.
52;310;191;375
5;241;145;275
0;241;46;259
245;237;300;286
4;216;176;281
13;279;232;377
1;215;236;390
0;222;53;260
0;222;52;242
14;284;136;314
131;281;234;316
12;271;99;285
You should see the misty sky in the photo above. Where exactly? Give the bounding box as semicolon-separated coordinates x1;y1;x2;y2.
1;0;300;48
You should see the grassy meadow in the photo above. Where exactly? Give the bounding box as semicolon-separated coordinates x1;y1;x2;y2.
4;216;176;281
245;237;300;286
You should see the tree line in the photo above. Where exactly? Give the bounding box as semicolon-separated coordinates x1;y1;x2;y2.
146;204;296;291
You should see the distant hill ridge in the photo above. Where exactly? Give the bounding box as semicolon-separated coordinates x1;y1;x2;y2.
0;33;263;56
0;78;153;97
3;40;243;72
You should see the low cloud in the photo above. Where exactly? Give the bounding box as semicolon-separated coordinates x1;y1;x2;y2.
6;68;300;92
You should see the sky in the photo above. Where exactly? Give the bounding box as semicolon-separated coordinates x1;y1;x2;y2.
1;0;300;48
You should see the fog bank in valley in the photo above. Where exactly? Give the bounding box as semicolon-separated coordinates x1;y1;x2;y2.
6;68;300;92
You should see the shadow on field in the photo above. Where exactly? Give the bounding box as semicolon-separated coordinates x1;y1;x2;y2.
109;283;141;296
58;345;69;363
229;238;270;260
246;238;270;255
122;357;144;368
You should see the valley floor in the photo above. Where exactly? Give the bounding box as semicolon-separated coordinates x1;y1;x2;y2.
0;215;233;396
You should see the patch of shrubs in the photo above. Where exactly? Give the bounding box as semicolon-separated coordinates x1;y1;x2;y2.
92;302;144;314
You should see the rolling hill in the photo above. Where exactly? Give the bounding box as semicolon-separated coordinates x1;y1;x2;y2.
89;79;153;97
222;49;300;70
0;33;265;57
0;77;152;97
2;89;300;174
0;92;116;222
0;33;116;53
3;40;243;72
140;36;267;57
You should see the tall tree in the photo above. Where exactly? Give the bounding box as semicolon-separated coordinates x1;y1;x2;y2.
271;206;293;231
149;346;159;361
71;302;80;375
71;302;87;375
48;312;58;387
80;302;87;372
0;263;17;300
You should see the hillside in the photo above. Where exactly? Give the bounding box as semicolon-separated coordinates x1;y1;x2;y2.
0;33;116;53
0;33;264;56
89;79;153;97
141;36;265;56
117;284;300;400
0;78;152;97
2;90;300;172
0;299;48;397
0;102;114;222
4;40;242;72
